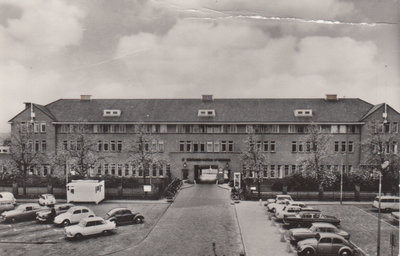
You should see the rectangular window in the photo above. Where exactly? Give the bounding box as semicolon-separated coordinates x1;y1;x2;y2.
144;167;149;177
117;164;122;176
97;165;102;175
152;124;160;133
305;142;311;152
144;143;149;152
298;142;303;152
214;141;220;152
291;165;296;174
228;141;234;152
77;140;82;150
158;141;164;152
34;123;39;133
341;141;346;152
393;142;398;154
221;141;227;152
331;125;339;133
284;165;289;176
118;124;126;133
200;142;205;152
270;141;276;152
111;141;116;151
270;165;275;178
271;125;279;133
159;166;164;176
34;140;40;152
207;142;213;152
348;141;353;152
339;125;347;133
40;123;46;133
111;164;116;175
125;164;129;176
256;141;262;151
292;141;297;152
160;124;167;133
263;141;268;152
334;141;339;152
98;141;102;151
104;164;109;175
60;124;68;133
117;141;122;151
179;141;185;152
263;165;268;178
288;125;296;133
152;140;157;151
186;141;192;152
103;142;109;151
384;123;390;133
393;122;398;133
138;168;143;177
131;164;136;176
41;140;47;152
277;165;282;178
152;165;157;176
63;141;68;150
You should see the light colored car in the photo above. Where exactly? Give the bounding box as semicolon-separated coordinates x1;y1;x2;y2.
54;206;95;226
64;216;116;239
38;194;56;206
0;192;16;213
373;196;399;212
289;222;350;245
275;205;302;220
391;211;399;224
296;233;356;256
0;203;45;223
36;203;75;223
267;196;294;212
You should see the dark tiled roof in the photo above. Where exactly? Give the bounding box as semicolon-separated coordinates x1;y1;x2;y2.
34;104;56;120
41;98;374;123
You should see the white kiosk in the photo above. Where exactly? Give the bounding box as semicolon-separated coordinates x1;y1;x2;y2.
66;180;105;204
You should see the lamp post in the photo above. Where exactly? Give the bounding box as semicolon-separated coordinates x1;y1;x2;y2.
377;160;389;256
340;165;343;205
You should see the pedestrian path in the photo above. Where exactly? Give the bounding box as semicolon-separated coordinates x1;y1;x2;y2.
235;201;294;256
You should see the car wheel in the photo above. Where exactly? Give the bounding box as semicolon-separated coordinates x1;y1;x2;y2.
62;219;70;226
74;233;83;240
340;249;352;256
135;217;144;224
385;208;391;213
302;248;315;256
11;218;16;223
102;230;111;236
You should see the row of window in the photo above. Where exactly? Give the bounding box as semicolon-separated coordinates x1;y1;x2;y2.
179;141;235;153
55;123;371;134
23;140;47;152
61;140;166;153
94;163;170;177
19;122;46;133
374;122;399;134
243;164;354;178
333;141;354;153
373;142;398;154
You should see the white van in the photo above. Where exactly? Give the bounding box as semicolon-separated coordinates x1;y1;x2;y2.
0;192;16;213
373;196;400;212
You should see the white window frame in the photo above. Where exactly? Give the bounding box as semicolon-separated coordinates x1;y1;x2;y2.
40;123;46;133
33;123;39;133
198;109;216;117
103;109;121;117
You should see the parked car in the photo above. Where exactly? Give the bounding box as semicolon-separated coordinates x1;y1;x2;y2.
54;206;95;226
36;203;75;223
274;201;308;219
0;203;45;223
104;208;144;225
0;192;16;213
266;195;293;206
38;194;56;206
283;211;340;228
267;196;294;213
296;233;357;256
278;208;320;221
275;205;302;220
64;216;116;240
372;196;400;212
391;211;399;224
289;222;350;245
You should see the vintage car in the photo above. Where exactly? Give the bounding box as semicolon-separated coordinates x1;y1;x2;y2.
391;211;399;224
275;205;302;220
296;233;357;256
289;222;350;245
54;206;95;226
266;195;294;206
64;216;116;240
0;192;16;213
372;196;400;212
283;211;340;228
36;203;75;223
38;194;56;206
104;208;144;225
0;203;45;223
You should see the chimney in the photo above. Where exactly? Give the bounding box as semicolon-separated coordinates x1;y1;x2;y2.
80;95;91;101
325;94;337;101
202;94;213;102
24;102;32;109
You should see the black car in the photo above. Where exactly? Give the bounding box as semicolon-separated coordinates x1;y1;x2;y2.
283;211;340;228
36;203;74;223
104;208;144;225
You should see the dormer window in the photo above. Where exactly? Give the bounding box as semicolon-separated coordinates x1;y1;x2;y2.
198;109;215;117
103;109;121;117
294;109;312;117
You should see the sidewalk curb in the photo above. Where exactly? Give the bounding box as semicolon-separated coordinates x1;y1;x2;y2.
217;185;231;190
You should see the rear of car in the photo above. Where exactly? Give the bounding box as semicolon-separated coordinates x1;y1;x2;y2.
0;192;16;213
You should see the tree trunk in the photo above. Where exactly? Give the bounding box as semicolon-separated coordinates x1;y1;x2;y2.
318;184;324;201
23;171;27;196
354;184;360;201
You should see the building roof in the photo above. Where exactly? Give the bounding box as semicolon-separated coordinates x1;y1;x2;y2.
360;103;384;121
32;97;374;123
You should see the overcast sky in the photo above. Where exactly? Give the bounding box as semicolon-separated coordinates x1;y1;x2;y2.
0;0;399;133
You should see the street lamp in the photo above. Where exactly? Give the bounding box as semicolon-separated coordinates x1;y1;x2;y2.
376;160;389;256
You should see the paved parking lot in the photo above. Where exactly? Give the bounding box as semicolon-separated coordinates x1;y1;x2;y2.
0;202;169;256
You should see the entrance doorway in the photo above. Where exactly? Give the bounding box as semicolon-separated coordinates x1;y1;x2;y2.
182;169;189;180
194;165;218;183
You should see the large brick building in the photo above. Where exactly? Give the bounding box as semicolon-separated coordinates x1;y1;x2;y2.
7;94;400;182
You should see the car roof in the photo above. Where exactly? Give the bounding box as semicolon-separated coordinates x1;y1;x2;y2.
41;194;55;197
82;216;103;222
378;196;400;199
312;223;336;228
69;206;89;211
55;203;74;208
108;207;130;214
317;232;344;239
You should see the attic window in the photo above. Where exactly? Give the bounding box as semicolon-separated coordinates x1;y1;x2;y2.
294;109;312;117
198;109;215;117
103;109;121;117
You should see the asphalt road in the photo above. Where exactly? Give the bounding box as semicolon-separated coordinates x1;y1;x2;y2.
117;184;243;256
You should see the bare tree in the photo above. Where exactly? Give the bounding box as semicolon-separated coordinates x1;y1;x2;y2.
298;124;336;195
127;124;169;195
362;123;400;192
240;129;268;199
7;123;44;195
